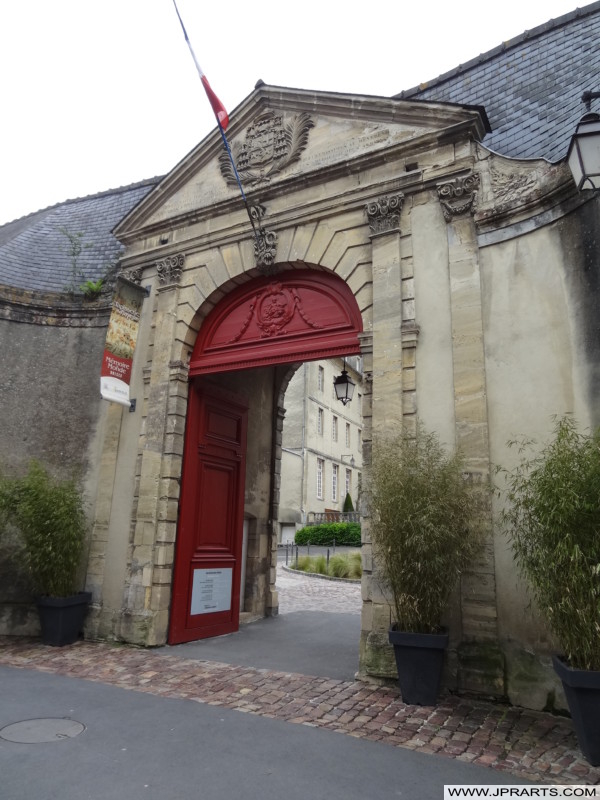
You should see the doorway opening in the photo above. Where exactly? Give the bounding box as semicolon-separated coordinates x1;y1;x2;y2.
169;268;363;646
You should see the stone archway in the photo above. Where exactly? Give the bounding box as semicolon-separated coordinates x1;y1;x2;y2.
170;268;363;643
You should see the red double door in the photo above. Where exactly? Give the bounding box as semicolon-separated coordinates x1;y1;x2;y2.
169;382;248;644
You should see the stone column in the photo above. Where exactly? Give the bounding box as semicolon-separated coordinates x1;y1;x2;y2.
437;175;504;695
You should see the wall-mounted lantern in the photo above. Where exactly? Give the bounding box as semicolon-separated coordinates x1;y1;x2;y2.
333;361;355;406
567;91;600;191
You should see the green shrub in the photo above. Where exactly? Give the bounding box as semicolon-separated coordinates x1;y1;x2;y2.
497;416;600;671
347;550;363;579
370;428;483;633
313;554;328;575
328;554;350;578
293;555;312;572
288;551;362;580
295;522;360;546
0;461;88;597
343;493;354;512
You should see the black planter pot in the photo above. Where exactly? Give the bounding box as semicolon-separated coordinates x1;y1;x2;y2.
389;627;449;706
36;592;92;647
553;655;600;766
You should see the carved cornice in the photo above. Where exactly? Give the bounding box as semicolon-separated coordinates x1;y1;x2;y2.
219;110;314;188
365;194;404;235
437;173;479;222
156;254;185;286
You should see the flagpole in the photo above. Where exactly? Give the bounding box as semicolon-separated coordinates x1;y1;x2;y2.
170;0;263;249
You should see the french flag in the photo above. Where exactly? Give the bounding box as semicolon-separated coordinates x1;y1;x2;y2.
171;0;229;131
198;68;229;131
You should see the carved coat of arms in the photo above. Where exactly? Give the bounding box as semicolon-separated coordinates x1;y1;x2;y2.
219;111;314;187
229;282;321;342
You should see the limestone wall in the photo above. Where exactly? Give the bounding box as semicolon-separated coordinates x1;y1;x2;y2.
0;289;109;635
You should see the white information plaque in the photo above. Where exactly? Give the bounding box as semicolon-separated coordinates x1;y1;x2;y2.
190;568;233;615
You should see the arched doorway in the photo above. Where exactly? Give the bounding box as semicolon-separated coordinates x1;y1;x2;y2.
169;269;363;644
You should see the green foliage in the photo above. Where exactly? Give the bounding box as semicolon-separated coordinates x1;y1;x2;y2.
369;428;483;634
328;554;350;578
312;554;328;575
294;522;361;546
496;416;600;671
0;461;88;597
80;278;104;298
60;227;94;294
290;551;362;580
347;550;363;579
294;555;312;572
343;492;354;512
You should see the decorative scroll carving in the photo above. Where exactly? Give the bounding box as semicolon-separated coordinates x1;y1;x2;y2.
229;282;321;342
120;267;143;285
156;254;185;285
365;194;404;234
219;111;314;187
437;173;479;222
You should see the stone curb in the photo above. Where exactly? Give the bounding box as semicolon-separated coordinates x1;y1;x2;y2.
280;565;361;584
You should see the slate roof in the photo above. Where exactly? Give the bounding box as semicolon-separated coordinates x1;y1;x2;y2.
0;179;159;293
396;1;600;162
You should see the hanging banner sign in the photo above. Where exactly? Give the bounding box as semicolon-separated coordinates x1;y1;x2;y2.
100;277;146;407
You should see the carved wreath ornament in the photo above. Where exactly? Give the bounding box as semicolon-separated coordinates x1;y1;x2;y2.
219;111;314;187
228;283;322;342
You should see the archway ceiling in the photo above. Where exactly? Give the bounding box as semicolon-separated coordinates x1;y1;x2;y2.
190;269;363;375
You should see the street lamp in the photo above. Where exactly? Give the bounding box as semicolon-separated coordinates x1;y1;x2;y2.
567;91;600;191
333;361;355;405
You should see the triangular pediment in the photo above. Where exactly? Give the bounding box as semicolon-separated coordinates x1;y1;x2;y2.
115;84;487;239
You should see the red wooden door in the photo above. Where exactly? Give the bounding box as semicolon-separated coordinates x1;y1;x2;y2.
169;382;248;644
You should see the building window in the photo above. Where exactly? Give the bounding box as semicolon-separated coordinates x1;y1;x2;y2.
317;458;324;499
358;429;362;450
345;423;351;448
332;464;338;502
345;468;351;497
317;407;324;435
332;415;338;441
318;365;324;392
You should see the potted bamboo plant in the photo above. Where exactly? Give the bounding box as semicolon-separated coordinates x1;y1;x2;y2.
0;460;91;646
497;416;600;766
369;428;483;705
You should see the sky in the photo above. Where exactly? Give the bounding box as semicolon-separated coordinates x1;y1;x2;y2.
0;0;586;226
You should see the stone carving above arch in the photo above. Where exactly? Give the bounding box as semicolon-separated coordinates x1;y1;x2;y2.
250;204;278;274
219;110;314;187
365;194;404;235
157;254;185;285
189;269;362;375
437;173;479;222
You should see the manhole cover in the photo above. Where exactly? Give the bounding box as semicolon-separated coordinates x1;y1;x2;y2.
0;718;85;743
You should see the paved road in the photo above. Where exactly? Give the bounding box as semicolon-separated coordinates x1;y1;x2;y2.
1;570;599;797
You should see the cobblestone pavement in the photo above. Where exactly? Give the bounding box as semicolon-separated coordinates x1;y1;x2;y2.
277;567;362;614
1;571;599;787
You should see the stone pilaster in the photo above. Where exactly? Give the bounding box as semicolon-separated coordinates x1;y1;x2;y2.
359;195;406;681
119;262;185;646
366;194;405;436
437;175;504;696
